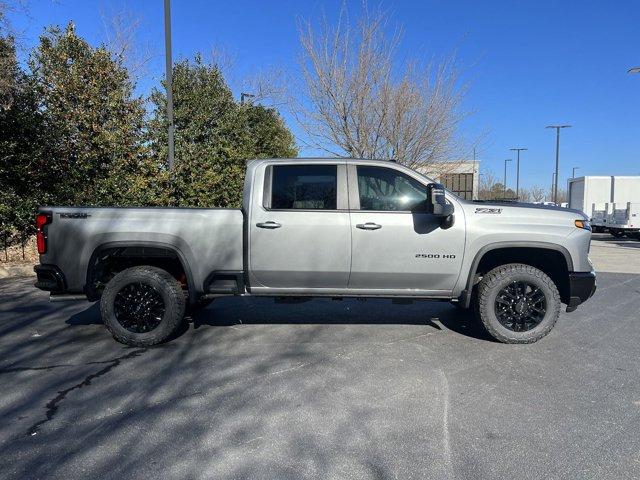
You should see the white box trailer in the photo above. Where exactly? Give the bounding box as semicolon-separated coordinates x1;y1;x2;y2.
568;176;640;232
608;202;640;238
590;203;611;229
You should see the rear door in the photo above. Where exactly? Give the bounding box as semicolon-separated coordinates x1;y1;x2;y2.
249;162;351;292
348;164;465;294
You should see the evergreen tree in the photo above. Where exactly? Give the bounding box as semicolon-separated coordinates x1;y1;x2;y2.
28;23;148;206
148;56;297;208
0;34;47;243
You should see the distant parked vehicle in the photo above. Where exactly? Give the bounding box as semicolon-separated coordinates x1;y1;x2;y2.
568;175;640;232
590;203;611;233
608;202;640;238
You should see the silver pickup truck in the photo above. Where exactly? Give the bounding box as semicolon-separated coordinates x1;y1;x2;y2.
34;158;596;346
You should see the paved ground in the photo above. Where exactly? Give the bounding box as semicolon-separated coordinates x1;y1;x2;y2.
589;232;640;274
1;237;639;479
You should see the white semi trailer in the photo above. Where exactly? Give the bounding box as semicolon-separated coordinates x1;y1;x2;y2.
568;176;640;234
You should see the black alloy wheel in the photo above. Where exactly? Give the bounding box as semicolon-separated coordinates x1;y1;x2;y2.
494;280;547;332
113;282;166;333
474;263;561;344
101;266;186;346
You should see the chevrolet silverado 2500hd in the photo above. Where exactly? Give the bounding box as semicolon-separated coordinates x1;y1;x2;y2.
34;158;596;346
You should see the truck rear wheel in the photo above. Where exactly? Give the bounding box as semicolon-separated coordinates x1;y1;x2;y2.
100;266;186;346
475;263;561;344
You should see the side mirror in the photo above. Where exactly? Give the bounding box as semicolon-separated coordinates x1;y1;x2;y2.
426;183;454;217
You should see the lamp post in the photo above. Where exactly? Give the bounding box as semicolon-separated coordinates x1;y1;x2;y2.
164;0;174;170
546;125;571;204
510;147;527;199
503;159;512;199
628;67;640;74
241;92;255;104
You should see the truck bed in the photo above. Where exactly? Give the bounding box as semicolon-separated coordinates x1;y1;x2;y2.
38;207;244;296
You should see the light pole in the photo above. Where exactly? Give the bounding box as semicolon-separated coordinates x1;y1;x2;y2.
510;147;527;199
240;93;255;104
628;67;640;74
546;125;571;204
551;172;556;203
164;0;174;170
504;159;512;199
572;166;579;178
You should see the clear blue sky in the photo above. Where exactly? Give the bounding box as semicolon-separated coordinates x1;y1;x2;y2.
8;0;640;189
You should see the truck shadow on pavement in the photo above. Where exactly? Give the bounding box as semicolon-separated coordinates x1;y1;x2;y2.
64;297;495;342
190;297;496;342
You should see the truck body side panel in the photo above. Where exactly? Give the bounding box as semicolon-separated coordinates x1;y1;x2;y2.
39;208;244;294
452;202;593;297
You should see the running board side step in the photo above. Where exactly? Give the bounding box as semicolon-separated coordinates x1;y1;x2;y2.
49;294;89;302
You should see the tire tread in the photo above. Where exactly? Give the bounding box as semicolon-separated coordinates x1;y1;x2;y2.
100;266;185;347
476;263;560;344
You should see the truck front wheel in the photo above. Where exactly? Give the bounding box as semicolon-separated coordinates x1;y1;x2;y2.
100;266;186;346
474;263;561;344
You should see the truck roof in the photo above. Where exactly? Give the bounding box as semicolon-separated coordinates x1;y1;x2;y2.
246;157;397;165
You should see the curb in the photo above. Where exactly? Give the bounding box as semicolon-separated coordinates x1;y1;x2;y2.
0;265;36;279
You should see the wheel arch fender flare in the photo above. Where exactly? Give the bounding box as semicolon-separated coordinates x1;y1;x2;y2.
84;240;197;303
460;241;574;308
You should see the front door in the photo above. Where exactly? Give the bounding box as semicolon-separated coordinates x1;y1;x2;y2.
249;162;351;291
348;164;465;294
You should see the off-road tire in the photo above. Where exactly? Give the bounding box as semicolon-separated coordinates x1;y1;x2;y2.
100;266;186;347
475;263;561;344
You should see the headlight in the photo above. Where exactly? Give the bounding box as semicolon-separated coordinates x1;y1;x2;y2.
575;219;591;231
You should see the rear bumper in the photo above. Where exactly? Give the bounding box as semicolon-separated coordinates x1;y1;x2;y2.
566;271;597;312
34;264;66;293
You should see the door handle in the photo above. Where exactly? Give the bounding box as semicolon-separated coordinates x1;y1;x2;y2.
256;221;282;229
356;222;382;230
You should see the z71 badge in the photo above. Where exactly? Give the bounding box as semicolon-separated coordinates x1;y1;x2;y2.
475;207;502;214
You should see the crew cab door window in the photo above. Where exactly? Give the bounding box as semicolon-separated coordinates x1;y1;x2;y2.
271;165;337;210
348;163;464;292
356;166;427;211
250;162;350;291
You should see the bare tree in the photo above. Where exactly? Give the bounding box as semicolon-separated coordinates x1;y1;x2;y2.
101;6;154;80
293;4;469;168
530;185;545;202
545;186;567;204
556;189;568;204
518;188;532;203
478;169;498;200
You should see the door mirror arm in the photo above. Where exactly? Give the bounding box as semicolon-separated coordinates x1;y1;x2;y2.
425;183;455;226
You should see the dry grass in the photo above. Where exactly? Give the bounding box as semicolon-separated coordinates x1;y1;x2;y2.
1;236;38;266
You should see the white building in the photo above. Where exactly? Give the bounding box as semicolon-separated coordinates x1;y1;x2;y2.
416;160;480;200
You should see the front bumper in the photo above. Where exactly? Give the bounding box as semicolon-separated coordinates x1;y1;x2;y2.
566;271;597;312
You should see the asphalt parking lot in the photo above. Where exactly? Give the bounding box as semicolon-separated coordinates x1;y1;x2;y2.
1;234;639;480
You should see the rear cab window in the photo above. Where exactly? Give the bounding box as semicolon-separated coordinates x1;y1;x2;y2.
267;164;338;210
